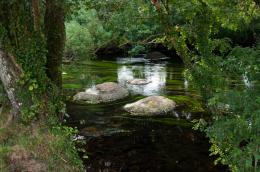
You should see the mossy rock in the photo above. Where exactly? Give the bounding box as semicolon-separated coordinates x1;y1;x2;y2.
124;96;176;116
73;82;129;104
167;95;204;113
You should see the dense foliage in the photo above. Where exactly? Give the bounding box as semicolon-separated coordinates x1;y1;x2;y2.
65;0;162;59
150;1;260;171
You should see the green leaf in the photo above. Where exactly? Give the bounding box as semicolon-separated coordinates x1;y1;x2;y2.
29;85;34;91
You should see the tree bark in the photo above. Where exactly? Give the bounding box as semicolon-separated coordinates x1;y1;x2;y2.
32;0;41;32
44;0;65;88
0;46;23;117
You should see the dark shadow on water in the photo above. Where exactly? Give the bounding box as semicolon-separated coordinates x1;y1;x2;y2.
81;127;226;172
67;100;228;172
64;57;228;172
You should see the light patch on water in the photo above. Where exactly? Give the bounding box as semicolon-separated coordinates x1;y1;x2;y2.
117;64;167;96
184;112;192;120
242;73;252;88
117;66;134;81
116;57;148;64
184;78;189;90
72;135;85;141
173;111;180;119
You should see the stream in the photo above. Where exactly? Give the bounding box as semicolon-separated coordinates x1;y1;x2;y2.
63;56;227;172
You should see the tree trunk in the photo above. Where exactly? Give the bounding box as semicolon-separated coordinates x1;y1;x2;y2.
44;0;65;88
32;0;41;32
0;46;23;117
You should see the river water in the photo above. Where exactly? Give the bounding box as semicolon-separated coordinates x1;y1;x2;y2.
63;57;227;172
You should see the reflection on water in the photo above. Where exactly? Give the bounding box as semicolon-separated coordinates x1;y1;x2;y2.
117;62;167;96
116;57;149;64
63;57;189;96
64;57;227;172
184;78;189;91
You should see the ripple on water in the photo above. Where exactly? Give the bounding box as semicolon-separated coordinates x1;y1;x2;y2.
64;57;227;172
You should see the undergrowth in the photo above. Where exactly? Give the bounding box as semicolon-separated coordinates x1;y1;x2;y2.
0;106;84;172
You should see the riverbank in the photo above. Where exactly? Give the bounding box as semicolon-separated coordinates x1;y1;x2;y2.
0;105;84;172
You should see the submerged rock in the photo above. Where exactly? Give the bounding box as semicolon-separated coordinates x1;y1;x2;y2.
127;79;151;85
73;82;129;104
123;96;176;116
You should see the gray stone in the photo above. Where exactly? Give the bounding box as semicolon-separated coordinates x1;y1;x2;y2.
73;82;129;104
127;79;151;85
124;96;176;116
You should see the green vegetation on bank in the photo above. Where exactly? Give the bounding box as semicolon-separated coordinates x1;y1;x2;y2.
0;106;83;171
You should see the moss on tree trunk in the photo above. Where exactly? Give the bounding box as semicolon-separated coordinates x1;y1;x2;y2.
45;0;65;88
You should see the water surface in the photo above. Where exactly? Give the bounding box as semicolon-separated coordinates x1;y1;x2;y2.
64;57;227;172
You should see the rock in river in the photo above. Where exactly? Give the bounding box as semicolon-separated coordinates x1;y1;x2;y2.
73;82;129;104
123;96;176;116
145;51;168;61
127;79;151;85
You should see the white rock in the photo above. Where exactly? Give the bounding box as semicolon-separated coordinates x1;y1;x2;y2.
124;96;176;116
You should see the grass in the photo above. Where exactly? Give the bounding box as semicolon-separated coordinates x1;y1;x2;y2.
0;105;84;172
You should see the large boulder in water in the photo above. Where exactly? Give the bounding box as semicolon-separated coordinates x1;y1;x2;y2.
123;96;176;116
73;82;129;104
146;51;168;61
